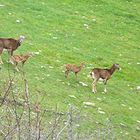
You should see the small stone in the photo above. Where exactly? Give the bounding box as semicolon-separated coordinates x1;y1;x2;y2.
97;98;102;101
33;52;40;55
98;107;102;110
41;66;45;68
56;60;60;62
120;123;127;127
83;24;89;29
79;81;88;87
69;95;76;99
136;127;140;131
81;16;86;19
125;132;128;135
98;110;105;114
57;79;61;82
53;37;57;39
16;19;21;23
129;107;132;110
49;66;54;69
0;4;5;7
67;83;70;86
136;86;140;90
121;104;126;107
83;102;95;107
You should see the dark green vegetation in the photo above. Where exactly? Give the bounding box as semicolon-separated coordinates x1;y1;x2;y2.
0;0;140;139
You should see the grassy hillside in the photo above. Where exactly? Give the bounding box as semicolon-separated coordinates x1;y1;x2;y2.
0;0;140;139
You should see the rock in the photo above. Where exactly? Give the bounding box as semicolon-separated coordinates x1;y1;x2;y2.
121;104;126;107
92;18;96;22
0;4;5;7
79;81;88;87
97;98;102;101
136;86;140;90
83;102;95;107
57;79;62;82
136;127;140;131
69;95;76;99
81;16;86;19
125;132;129;135
83;24;89;29
98;107;102;110
16;19;21;23
62;82;65;84
33;52;40;55
41;66;45;68
49;66;54;69
67;83;70;86
120;123;127;127
52;37;57;39
98;110;105;114
129;107;132;110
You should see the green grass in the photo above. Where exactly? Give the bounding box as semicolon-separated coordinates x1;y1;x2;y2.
0;0;140;139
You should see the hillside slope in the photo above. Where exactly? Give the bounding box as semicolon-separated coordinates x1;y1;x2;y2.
0;0;140;139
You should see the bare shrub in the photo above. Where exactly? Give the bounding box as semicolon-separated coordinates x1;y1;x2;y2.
0;67;118;140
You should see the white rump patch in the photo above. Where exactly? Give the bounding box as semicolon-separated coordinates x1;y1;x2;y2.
91;72;95;79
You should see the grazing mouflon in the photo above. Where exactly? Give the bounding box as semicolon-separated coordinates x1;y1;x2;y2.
9;53;33;71
65;63;85;78
0;36;25;64
90;64;120;93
